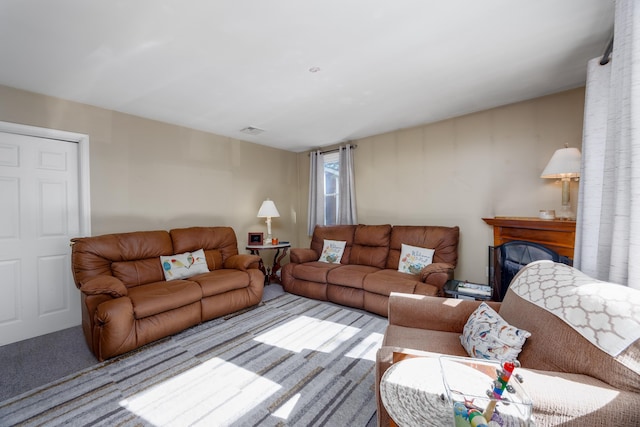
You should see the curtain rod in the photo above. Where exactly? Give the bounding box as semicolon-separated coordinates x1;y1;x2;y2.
600;35;614;65
309;144;358;156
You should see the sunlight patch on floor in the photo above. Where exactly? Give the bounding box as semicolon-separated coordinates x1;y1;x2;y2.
272;392;301;420
119;357;281;426
254;315;361;353
118;315;382;425
346;331;384;361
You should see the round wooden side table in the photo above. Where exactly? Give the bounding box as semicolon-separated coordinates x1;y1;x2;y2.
246;243;291;286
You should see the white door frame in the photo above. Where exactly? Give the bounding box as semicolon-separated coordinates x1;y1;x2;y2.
0;121;91;237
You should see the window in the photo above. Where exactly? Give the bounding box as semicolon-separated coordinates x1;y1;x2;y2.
308;144;356;235
323;152;339;225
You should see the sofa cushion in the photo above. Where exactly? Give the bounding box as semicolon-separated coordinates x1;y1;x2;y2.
349;224;391;268
327;264;380;289
111;258;167;288
327;284;365;308
204;249;224;270
192;270;252;296
398;243;435;274
170;227;239;266
127;280;202;319
160;249;209;281
387;225;459;269
310;225;356;264
461;302;530;362
318;239;346;263
71;230;173;287
364;269;423;296
291;261;343;283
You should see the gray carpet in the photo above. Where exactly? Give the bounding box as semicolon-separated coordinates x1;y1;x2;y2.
0;284;287;403
0;325;97;402
0;292;386;426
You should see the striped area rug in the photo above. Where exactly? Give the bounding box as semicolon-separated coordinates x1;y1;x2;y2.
0;294;387;426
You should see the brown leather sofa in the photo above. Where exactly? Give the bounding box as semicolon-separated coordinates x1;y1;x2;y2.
70;226;264;361
376;261;640;426
281;224;459;316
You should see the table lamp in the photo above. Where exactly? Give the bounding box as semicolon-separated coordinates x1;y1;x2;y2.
257;198;280;243
540;145;581;220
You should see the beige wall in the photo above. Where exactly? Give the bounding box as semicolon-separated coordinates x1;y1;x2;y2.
0;85;299;262
295;88;585;283
1;84;585;282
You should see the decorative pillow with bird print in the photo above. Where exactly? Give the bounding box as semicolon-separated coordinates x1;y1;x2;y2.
160;248;209;281
460;302;531;363
398;243;435;274
318;239;347;264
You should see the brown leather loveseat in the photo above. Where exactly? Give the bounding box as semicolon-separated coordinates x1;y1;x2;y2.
70;226;264;361
281;224;459;316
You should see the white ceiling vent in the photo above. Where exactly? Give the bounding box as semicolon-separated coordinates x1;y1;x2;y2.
240;126;265;135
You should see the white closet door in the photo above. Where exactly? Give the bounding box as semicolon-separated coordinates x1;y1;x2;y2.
0;131;81;346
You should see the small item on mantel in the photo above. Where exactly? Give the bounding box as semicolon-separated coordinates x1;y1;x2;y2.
539;209;556;220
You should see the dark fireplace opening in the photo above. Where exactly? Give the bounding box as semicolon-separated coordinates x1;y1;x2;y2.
489;240;572;301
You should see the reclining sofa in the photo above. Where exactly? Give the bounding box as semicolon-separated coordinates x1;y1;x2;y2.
281;224;459;316
376;261;640;426
70;226;264;361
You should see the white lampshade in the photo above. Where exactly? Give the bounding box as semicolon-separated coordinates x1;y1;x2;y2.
257;199;280;218
540;147;582;179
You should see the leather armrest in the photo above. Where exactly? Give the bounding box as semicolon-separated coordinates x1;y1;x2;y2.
290;248;318;263
80;275;128;298
387;292;501;333
224;254;261;271
419;262;454;283
94;297;136;361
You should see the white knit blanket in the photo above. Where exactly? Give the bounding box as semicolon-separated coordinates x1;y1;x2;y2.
509;260;640;357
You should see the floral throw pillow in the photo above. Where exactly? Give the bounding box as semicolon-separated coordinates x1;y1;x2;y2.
318;240;346;264
160;248;209;281
460;302;531;363
398;243;435;274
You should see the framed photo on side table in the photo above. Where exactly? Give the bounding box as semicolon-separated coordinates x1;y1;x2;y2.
248;232;264;246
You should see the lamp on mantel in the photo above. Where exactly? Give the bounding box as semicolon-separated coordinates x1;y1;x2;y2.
540;145;582;220
257;198;280;243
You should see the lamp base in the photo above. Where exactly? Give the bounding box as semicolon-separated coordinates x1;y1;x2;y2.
557;179;576;220
556;205;575;221
265;217;273;244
